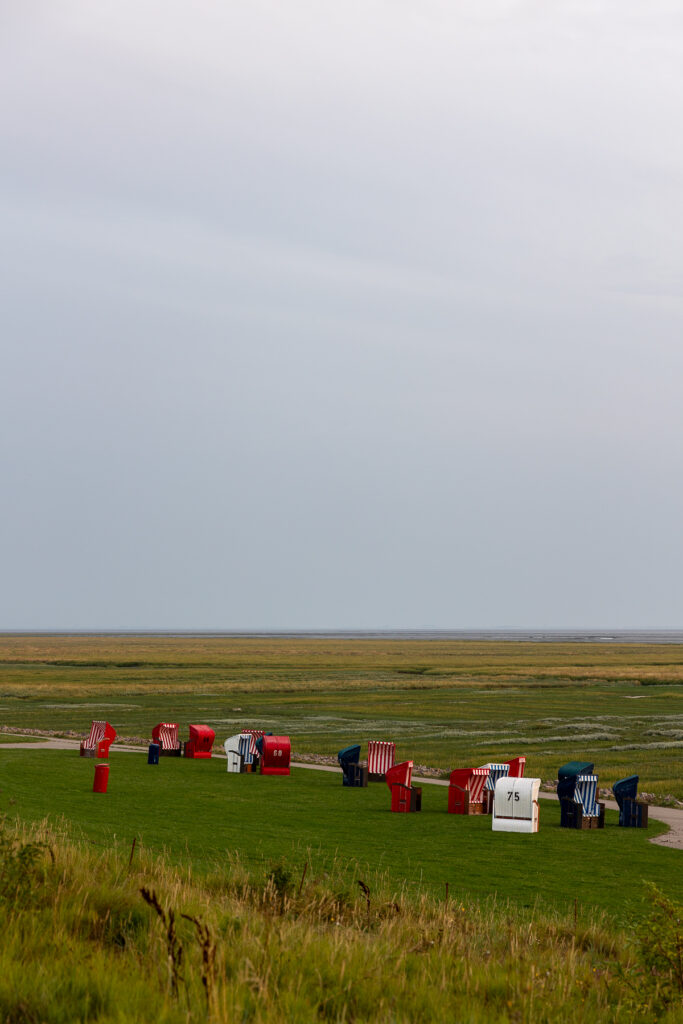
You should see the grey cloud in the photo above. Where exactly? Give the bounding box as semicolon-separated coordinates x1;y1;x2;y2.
1;2;682;628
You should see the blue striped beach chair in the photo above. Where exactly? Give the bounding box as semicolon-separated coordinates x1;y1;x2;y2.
481;763;510;813
575;775;600;816
559;767;605;829
238;733;255;767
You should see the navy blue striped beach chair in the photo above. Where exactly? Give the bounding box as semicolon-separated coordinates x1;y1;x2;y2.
558;762;605;829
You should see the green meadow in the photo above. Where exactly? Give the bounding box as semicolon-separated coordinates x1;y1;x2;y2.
2;636;683;1021
2;634;683;797
0;748;677;923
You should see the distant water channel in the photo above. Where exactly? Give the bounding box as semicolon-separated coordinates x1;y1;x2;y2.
5;629;683;643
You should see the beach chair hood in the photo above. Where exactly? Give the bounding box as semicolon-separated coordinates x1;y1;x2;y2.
385;761;413;791
613;775;639;809
152;723;180;751
557;761;594;802
188;724;215;746
368;741;395;778
338;745;361;768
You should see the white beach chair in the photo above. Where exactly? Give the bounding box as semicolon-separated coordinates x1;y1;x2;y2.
224;734;242;773
492;777;541;833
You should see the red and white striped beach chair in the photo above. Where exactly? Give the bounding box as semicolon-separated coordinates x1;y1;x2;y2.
152;723;182;756
80;720;116;758
505;756;526;778
447;767;489;814
386;760;421;813
368;741;396;781
244;729;264;768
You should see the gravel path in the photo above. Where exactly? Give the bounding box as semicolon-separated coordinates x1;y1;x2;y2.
3;738;681;850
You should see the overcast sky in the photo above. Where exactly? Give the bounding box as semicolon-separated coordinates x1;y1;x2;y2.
1;1;682;630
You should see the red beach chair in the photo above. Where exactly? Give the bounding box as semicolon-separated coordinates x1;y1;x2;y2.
260;735;291;776
448;767;489;814
386;760;421;813
184;724;216;759
505;756;526;778
151;723;182;756
80;720;116;758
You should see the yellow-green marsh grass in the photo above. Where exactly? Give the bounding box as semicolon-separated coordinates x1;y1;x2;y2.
2;635;683;798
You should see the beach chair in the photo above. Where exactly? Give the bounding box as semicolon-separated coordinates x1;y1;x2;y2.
386;761;421;813
481;762;510;813
152;723;182;757
260;735;291;776
448;767;489;814
505;756;526;778
558;762;605;829
80;720;116;758
238;732;258;771
368;741;396;781
244;729;265;767
492;777;541;833
224;733;243;773
613;775;648;828
184;724;215;759
338;745;368;787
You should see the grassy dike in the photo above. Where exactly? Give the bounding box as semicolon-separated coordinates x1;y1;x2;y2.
2;813;683;1024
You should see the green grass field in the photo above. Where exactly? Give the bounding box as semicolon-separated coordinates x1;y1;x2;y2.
2;635;683;797
3;636;683;1021
1;748;678;924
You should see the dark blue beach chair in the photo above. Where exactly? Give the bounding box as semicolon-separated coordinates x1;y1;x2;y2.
338;745;368;787
558;761;605;829
613;775;648;828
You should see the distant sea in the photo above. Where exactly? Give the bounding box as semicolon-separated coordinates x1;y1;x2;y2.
3;629;683;644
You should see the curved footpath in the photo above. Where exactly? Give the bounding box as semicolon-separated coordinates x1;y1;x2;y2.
2;737;682;851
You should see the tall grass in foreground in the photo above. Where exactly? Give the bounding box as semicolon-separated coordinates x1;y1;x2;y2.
1;818;683;1023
